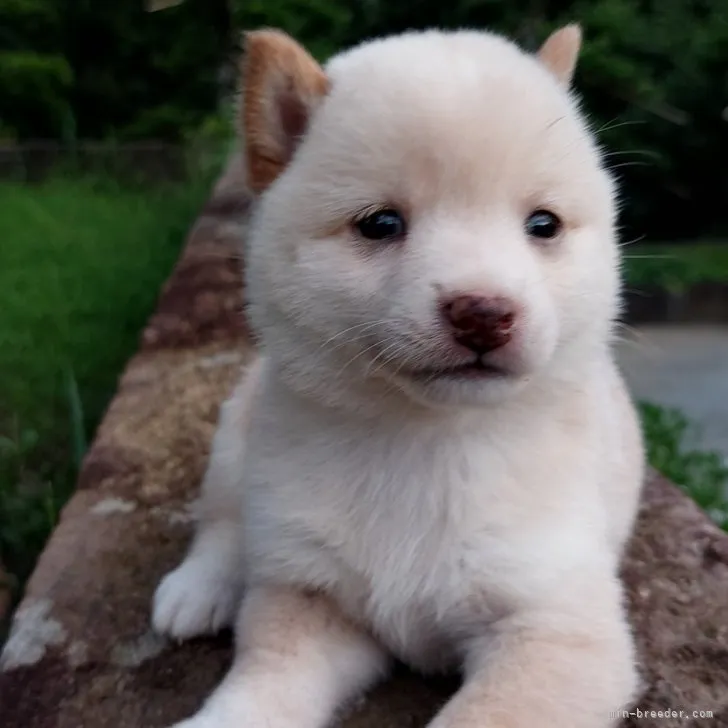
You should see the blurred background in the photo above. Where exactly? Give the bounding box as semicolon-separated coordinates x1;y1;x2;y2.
1;0;727;635
4;0;728;238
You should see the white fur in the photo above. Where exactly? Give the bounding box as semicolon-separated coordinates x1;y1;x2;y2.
153;28;645;728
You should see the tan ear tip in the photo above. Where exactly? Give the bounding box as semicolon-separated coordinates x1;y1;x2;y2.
242;28;294;51
560;23;583;44
241;29;256;53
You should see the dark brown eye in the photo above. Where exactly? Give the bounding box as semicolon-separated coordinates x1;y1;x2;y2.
355;208;406;241
525;210;562;240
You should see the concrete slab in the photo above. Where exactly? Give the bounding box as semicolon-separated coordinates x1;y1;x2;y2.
617;325;728;459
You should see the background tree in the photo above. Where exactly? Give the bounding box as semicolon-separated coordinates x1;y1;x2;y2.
0;0;72;139
1;0;727;240
0;0;234;141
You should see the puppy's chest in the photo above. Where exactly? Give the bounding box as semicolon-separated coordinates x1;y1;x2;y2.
334;507;527;670
243;433;544;669
256;491;489;670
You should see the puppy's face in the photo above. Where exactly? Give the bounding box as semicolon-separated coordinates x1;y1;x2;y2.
243;28;620;408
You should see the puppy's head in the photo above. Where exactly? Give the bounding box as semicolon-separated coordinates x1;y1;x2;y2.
242;26;620;409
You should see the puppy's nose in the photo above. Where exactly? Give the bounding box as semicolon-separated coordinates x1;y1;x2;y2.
441;295;516;355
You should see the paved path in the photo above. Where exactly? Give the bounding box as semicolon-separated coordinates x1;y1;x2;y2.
617;325;728;460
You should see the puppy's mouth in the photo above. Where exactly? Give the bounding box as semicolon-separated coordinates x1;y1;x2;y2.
408;358;509;381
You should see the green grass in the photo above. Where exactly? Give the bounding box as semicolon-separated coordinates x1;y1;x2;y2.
639;402;728;529
0;171;217;617
623;240;728;293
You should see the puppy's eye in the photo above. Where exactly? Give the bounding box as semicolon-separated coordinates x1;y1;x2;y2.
355;208;406;241
525;210;562;241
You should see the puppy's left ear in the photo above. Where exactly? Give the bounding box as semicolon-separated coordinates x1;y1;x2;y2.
537;24;582;87
242;29;329;194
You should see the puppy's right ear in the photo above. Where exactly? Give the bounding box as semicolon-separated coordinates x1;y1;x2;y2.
242;29;329;194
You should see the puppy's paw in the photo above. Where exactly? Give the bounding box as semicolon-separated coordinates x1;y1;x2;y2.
169;720;210;728
152;559;240;640
168;696;297;728
169;717;233;728
169;718;220;728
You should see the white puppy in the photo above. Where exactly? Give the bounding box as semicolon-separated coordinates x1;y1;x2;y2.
152;24;645;728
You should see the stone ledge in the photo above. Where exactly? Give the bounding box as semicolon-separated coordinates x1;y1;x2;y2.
2;159;728;728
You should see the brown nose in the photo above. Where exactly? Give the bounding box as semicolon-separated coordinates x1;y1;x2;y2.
441;295;516;355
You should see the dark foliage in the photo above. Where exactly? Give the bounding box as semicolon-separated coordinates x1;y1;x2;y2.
2;0;727;239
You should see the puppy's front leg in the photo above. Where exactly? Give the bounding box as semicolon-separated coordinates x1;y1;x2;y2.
153;360;261;640
428;579;637;728
172;585;390;728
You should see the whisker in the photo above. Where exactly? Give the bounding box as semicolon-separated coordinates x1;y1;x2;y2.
315;319;405;357
622;254;676;260
602;149;657;160
595;118;646;136
364;339;406;378
337;337;400;376
389;349;421;380
618;235;646;248
613;322;661;355
607;161;652;171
